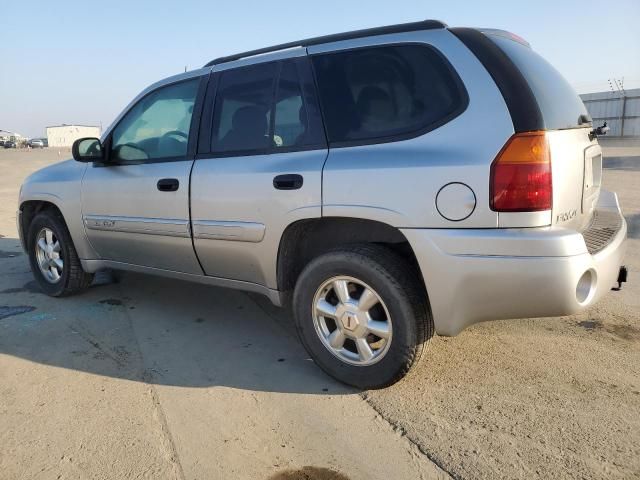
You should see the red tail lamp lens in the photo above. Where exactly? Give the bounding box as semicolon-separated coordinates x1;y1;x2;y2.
490;132;552;212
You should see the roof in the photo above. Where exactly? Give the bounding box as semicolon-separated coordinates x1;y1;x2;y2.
203;19;447;67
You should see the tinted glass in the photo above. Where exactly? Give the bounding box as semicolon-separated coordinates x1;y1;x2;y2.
112;79;198;162
274;61;326;149
211;62;277;152
311;45;465;144
490;36;590;130
274;62;304;148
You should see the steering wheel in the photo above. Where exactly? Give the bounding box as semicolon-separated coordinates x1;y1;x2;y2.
113;143;148;162
162;130;188;140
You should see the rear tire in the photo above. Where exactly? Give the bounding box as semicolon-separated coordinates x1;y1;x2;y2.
293;244;433;389
27;210;94;297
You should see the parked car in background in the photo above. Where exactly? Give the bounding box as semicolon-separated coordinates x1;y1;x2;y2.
4;141;16;149
28;139;44;148
0;140;5;147
16;20;627;388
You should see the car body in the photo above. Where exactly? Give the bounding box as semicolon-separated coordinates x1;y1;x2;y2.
17;20;627;388
28;139;44;148
4;141;17;149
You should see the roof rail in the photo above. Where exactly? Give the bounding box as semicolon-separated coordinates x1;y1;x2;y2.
203;19;447;67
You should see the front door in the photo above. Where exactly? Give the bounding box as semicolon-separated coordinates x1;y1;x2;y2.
191;55;328;288
81;77;204;274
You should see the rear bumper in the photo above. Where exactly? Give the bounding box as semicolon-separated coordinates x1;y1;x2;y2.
401;190;627;336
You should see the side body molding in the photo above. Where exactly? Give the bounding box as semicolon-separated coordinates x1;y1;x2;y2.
192;220;266;242
83;215;191;238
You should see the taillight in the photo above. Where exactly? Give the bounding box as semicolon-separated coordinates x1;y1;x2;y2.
490;131;552;212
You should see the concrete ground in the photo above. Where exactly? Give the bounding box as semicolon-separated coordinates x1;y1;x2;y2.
0;146;638;480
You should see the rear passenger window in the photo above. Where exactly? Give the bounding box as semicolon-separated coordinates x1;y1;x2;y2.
211;62;277;153
274;61;325;149
274;62;304;147
311;45;467;145
209;59;325;155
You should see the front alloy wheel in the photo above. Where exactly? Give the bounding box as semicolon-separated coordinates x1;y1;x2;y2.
34;227;64;283
27;210;93;297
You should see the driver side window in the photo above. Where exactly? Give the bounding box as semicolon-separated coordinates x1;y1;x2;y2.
111;79;199;162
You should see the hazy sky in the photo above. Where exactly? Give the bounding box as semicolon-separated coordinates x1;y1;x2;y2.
1;0;639;137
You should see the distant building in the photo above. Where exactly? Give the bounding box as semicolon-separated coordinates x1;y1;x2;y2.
580;88;640;138
46;125;101;148
0;131;25;143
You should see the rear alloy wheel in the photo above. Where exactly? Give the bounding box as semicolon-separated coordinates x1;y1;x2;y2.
293;244;433;389
27;210;93;297
312;276;392;366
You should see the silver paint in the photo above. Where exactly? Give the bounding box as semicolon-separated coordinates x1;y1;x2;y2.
191;147;328;287
81;161;202;274
17;28;627;338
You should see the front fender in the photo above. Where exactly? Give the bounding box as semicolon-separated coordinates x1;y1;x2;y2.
19;160;98;260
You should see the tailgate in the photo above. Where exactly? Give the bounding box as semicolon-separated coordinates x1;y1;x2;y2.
479;32;600;232
547;128;601;231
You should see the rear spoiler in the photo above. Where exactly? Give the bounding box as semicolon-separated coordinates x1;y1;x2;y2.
478;29;531;48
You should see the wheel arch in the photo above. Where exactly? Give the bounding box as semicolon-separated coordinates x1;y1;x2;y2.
276;217;427;295
18;189;98;260
18;200;65;250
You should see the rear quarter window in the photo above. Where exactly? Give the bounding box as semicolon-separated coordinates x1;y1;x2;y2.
311;44;467;146
489;35;590;130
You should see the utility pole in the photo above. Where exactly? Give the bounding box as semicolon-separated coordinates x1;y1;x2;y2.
614;78;626;138
607;78;627;137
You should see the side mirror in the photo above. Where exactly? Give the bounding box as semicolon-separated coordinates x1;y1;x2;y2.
72;137;104;162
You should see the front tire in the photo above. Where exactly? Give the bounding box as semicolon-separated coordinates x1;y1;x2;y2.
293;244;433;389
27;210;94;297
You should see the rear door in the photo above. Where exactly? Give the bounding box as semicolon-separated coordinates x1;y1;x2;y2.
190;52;328;288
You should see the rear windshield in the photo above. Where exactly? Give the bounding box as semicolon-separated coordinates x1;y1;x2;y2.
489;35;590;130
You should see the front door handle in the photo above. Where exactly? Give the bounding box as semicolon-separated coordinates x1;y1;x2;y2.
273;174;303;190
157;178;179;192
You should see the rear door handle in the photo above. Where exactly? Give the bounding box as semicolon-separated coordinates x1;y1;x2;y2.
273;174;303;190
157;178;179;192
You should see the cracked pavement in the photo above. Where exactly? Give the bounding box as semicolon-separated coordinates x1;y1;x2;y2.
1;147;638;479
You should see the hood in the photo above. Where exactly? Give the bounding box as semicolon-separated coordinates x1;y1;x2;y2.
22;159;85;186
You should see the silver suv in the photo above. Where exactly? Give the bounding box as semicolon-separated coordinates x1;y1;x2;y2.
18;20;627;388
